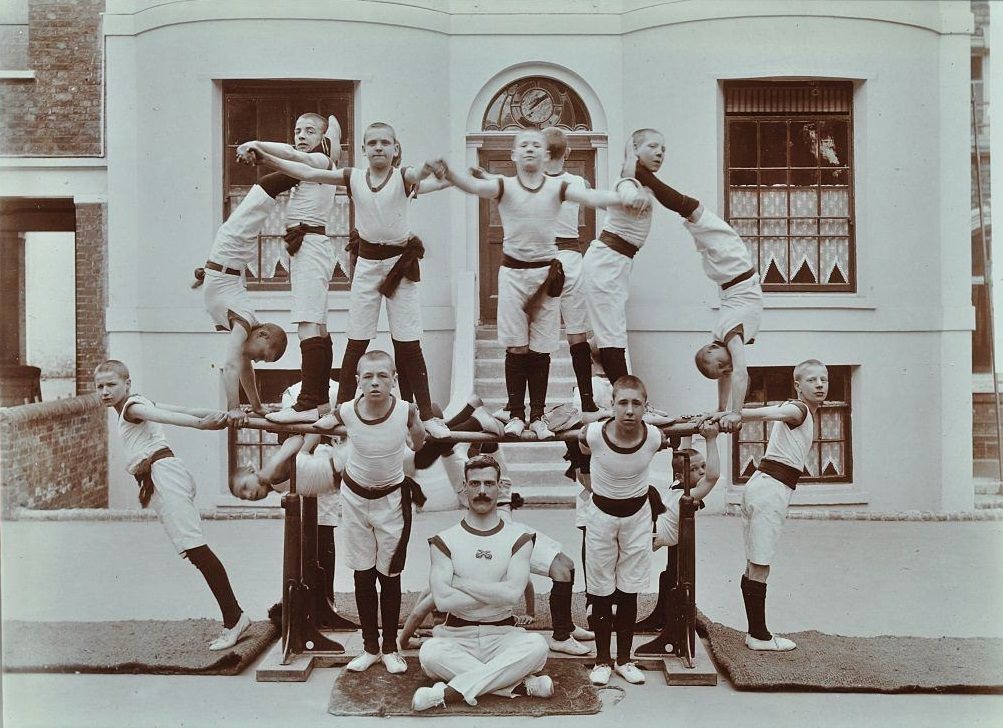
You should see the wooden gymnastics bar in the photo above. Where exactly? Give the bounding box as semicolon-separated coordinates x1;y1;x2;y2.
245;417;714;685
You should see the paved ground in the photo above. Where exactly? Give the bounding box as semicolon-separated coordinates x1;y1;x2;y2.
3;510;1003;727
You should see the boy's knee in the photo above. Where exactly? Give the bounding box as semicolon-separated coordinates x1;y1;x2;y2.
746;562;770;583
549;553;574;582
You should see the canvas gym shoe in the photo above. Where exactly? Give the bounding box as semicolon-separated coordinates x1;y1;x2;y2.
504;418;526;437
528;419;554;440
523;674;554;698
614;661;646;684
266;405;321;424
745;634;797;651
412;681;448;712
382;651;408;674
346;650;383;672
208;611;251;651
572;625;595;641
423;417;451;439
472;405;506;436
590;663;613;686
549;636;592;656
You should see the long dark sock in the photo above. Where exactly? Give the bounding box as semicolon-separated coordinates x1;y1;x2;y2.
376;571;402;653
527;350;551;422
391;339;414;404
504;351;530;422
741;575;772;640
393;339;433;420
613;590;638;664
319;335;334;407
336;338;370;405
550;573;574;642
317;525;336;604
354;568;380;654
592;593;614;665
294;336;327;410
569;342;597;412
184;545;242;629
632;163;700;219
599;347;628;386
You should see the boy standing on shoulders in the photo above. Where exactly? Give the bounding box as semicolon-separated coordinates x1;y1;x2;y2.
95;360;251;651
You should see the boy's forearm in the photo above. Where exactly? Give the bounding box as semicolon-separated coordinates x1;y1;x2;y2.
729;368;749;414
454;577;524;606
717;375;731;412
239;359;263;411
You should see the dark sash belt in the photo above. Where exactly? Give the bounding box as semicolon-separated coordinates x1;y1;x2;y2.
132;447;174;508
444;614;516;628
378;236;425;297
342;471;426;574
721;267;756;291
556;237;583;253
191;260;241;289
757;457;802;490
592;485;665;521
502;254;565;317
284;223;326;256
599;230;639;259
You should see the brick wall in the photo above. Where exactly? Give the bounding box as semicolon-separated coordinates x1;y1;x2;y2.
0;394;107;517
973;393;1003;460
0;0;104;157
74;202;107;393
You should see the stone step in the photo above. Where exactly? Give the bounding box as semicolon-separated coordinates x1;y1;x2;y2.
507;462;574;488
500;441;569;465
974;478;1003;495
975;494;1003;509
480;397;568;414
476;376;578;400
515;484;579;507
475;339;572;359
475;357;576;379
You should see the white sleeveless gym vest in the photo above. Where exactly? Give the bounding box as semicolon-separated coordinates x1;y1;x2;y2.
349;167;411;245
685;209;753;284
209;186;275;267
431;519;535;622
546;171;586;239
762;400;815;472
498;175;565;262
340;396;410;488
600;178;652;249
285;174;335;228
586;420;662;500
118;395;171;474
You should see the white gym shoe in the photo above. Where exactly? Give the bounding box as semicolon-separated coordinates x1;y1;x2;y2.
572;625;595;642
208;612;251;651
528;419;554;440
382;651;408;674
266;406;321;424
346;650;383;672
549;636;592;656
412;681;447;711
523;674;554;698
472;405;505;436
423;417;451;439
745;634;797;651
614;661;645;684
589;663;613;686
504;418;526;437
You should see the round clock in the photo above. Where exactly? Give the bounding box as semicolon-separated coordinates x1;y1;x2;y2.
517;87;561;127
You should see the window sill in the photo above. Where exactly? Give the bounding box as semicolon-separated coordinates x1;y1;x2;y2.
713;295;874;311
215;493;283;511
727;484;869;506
0;70;35;80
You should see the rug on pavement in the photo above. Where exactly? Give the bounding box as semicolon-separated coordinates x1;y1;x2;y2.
696;614;1003;694
330;591;660;632
328;656;601;717
2;619;277;675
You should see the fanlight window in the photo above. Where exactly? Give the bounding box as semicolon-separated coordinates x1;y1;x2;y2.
482;76;591;132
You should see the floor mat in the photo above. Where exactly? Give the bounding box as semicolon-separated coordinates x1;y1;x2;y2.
2;619;277;675
328;656;601;717
697;614;1003;694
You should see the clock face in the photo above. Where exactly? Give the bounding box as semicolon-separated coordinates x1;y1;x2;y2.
517;87;560;126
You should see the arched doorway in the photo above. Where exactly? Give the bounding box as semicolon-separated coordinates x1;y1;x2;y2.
470;75;603;321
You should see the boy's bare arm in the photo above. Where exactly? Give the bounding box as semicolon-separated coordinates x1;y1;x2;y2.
126;401;227;430
438;160;502;199
400;591;436;648
257;434;304;483
564;185;621;211
222;328;264;425
407;403;427;450
251;148;351;186
429;546;482;612
237;141;331;169
737;401;806;426
691;422;722;501
719;336;749;432
453;539;533;605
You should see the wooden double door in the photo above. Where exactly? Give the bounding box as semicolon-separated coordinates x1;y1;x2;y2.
477;146;597;322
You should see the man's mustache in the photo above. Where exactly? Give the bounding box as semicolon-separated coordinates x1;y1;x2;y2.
472;495;492;503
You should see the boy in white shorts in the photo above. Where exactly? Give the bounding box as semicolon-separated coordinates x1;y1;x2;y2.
237;113;343;425
95;360;250;651
438;131;639;440
314;350;427;674
578;374;667;686
250;122;452;437
625;145;763;432
728;359;828;651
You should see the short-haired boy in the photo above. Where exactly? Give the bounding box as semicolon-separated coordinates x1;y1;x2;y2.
734;359;828;651
95;360;250;650
314;349;427;674
624;143;763;432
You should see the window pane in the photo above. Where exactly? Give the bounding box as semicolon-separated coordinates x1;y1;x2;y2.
759;122;787;167
790;188;818;217
257;100;291;145
760;188;787;217
729;121;758;167
821;188;849;216
791;218;818;235
819;120;848;167
790;237;819;284
790;121;818;167
760;238;788;283
730;188;759;217
730;169;757;186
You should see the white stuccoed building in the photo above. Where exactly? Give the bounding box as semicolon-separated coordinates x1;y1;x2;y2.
95;0;975;514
